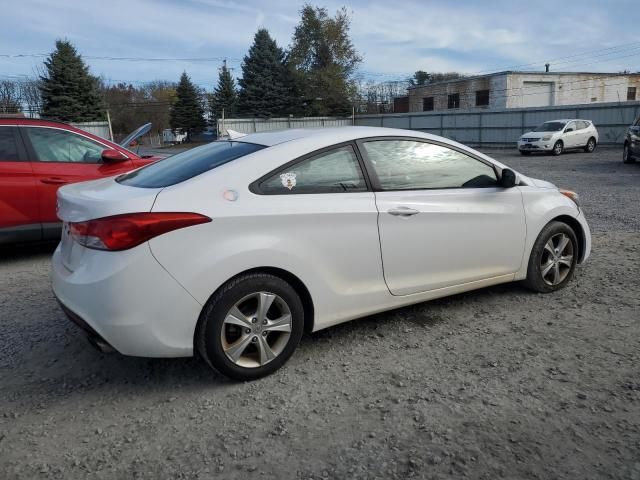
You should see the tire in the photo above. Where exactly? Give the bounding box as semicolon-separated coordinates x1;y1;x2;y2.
623;143;635;164
523;221;579;293
196;273;304;381
584;137;596;153
551;140;564;156
520;150;531;156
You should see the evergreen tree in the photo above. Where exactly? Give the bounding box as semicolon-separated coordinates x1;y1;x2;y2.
409;70;430;86
288;5;361;116
238;29;294;117
210;61;238;119
39;40;104;122
170;72;206;140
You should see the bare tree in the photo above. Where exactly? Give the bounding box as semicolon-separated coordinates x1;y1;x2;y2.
0;80;22;114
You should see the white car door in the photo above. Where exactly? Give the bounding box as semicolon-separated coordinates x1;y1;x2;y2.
359;138;526;296
563;121;579;148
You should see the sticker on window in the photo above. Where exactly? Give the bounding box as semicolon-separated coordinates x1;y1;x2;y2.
280;172;297;190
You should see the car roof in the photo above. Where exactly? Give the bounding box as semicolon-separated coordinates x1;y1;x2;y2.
238;126;438;147
0;117;76;128
543;119;590;123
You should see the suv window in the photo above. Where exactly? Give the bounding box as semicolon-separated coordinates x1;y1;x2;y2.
362;139;498;190
118;141;265;188
0;127;20;161
565;121;577;132
259;145;367;195
25;127;105;163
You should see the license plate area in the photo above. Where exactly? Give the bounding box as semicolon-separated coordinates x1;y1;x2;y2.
61;222;81;271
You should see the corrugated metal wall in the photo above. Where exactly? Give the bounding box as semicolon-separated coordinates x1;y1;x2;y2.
217;117;353;136
70;121;112;140
355;100;640;147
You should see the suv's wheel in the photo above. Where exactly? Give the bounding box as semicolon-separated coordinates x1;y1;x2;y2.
551;140;564;156
524;221;578;293
584;137;596;153
623;143;635;164
197;273;304;381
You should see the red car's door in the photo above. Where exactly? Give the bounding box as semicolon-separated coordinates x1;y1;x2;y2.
20;126;135;237
0;126;41;243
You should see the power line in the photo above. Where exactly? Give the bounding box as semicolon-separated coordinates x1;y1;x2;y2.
0;53;243;63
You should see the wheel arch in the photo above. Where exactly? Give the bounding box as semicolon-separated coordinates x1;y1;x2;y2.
196;267;315;340
550;214;586;263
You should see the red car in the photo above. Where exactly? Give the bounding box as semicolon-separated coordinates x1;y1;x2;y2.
0;118;160;245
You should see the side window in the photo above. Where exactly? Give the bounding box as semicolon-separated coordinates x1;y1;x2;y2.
362;140;498;190
565;121;577;132
259;145;367;194
0;127;20;161
25;127;105;163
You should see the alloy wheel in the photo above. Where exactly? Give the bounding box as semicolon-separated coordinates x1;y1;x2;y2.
554;142;563;155
220;292;292;368
587;139;595;152
540;233;574;286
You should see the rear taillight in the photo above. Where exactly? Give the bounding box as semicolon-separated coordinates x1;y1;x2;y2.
69;212;211;251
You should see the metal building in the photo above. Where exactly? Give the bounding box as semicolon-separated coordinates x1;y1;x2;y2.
407;71;640;113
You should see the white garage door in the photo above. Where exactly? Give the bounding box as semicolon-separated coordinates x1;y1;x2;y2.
522;82;554;107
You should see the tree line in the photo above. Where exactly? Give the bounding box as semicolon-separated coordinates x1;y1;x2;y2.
0;4;463;140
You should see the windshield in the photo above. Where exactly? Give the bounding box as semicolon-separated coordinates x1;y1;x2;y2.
534;121;566;132
117;141;265;188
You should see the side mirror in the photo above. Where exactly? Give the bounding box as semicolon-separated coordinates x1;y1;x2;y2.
564;128;574;133
101;148;128;163
500;168;517;188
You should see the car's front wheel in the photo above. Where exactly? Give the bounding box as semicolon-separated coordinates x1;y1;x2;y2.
623;143;635;164
524;221;578;293
196;273;304;381
551;140;564;156
584;137;596;153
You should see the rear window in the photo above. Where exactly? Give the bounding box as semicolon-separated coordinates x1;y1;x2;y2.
117;141;265;188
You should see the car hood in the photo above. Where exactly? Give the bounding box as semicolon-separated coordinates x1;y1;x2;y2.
525;176;557;189
119;123;152;148
521;131;559;138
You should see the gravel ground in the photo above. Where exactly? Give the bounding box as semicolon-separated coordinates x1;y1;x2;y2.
1;147;639;480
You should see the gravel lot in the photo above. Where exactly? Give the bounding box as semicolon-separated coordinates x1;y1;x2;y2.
1;147;639;480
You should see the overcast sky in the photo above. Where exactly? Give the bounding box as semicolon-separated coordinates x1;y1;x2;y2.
1;0;639;89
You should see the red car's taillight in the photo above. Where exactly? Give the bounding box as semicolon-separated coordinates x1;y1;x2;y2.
69;212;211;251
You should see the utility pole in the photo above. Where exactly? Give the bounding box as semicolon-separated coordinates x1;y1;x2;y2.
106;110;114;141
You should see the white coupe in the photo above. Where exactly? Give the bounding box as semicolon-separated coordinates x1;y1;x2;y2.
52;127;591;380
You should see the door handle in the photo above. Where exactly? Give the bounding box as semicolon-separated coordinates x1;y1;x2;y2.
388;207;419;217
40;177;68;185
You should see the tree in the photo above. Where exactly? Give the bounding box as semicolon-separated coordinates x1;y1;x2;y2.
0;81;22;114
39;40;104;121
409;70;430;87
170;72;205;140
288;4;362;116
238;29;295;117
210;61;238;119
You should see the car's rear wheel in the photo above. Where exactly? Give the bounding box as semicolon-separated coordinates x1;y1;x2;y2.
551;140;564;156
584;137;596;153
524;221;578;293
196;273;304;381
520;150;531;156
623;143;635;164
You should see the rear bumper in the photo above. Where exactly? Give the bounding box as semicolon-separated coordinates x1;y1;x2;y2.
51;242;203;357
57;300;115;353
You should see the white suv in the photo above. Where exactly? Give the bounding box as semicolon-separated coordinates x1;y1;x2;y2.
518;119;598;156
